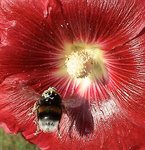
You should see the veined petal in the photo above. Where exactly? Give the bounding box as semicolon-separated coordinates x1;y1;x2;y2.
0;0;145;150
0;0;69;84
0;0;145;83
105;33;145;127
55;0;145;49
1;75;145;149
0;74;40;133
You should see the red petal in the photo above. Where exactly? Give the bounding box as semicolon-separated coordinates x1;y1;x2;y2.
105;33;145;127
0;75;145;149
0;74;39;133
0;1;145;149
56;0;145;49
0;0;65;84
20;97;145;149
0;0;144;86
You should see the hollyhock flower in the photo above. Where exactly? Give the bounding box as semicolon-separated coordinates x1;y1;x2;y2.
0;0;145;149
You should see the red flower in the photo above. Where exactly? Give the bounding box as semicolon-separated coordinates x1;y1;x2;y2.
0;0;145;149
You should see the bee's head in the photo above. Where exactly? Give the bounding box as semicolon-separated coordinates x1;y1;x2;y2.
40;87;62;105
42;87;57;99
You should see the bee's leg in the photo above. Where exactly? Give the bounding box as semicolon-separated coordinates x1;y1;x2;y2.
34;124;41;136
33;117;38;125
28;102;39;116
57;122;62;138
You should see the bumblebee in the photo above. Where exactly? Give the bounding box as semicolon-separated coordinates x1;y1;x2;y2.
31;87;63;134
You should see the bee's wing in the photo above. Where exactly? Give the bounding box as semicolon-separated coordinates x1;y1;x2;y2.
62;96;83;108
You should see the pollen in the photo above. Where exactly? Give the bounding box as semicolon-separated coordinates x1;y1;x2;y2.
65;51;90;78
65;43;107;82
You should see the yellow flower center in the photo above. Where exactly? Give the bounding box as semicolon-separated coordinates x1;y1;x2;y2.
64;43;107;82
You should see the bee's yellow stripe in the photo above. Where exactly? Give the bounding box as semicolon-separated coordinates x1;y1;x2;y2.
38;106;61;113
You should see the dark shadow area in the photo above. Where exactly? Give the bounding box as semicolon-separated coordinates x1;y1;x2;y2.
63;95;94;137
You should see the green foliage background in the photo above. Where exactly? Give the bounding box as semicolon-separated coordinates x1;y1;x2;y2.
0;128;39;150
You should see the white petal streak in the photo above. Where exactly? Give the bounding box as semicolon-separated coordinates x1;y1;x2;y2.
92;98;119;122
